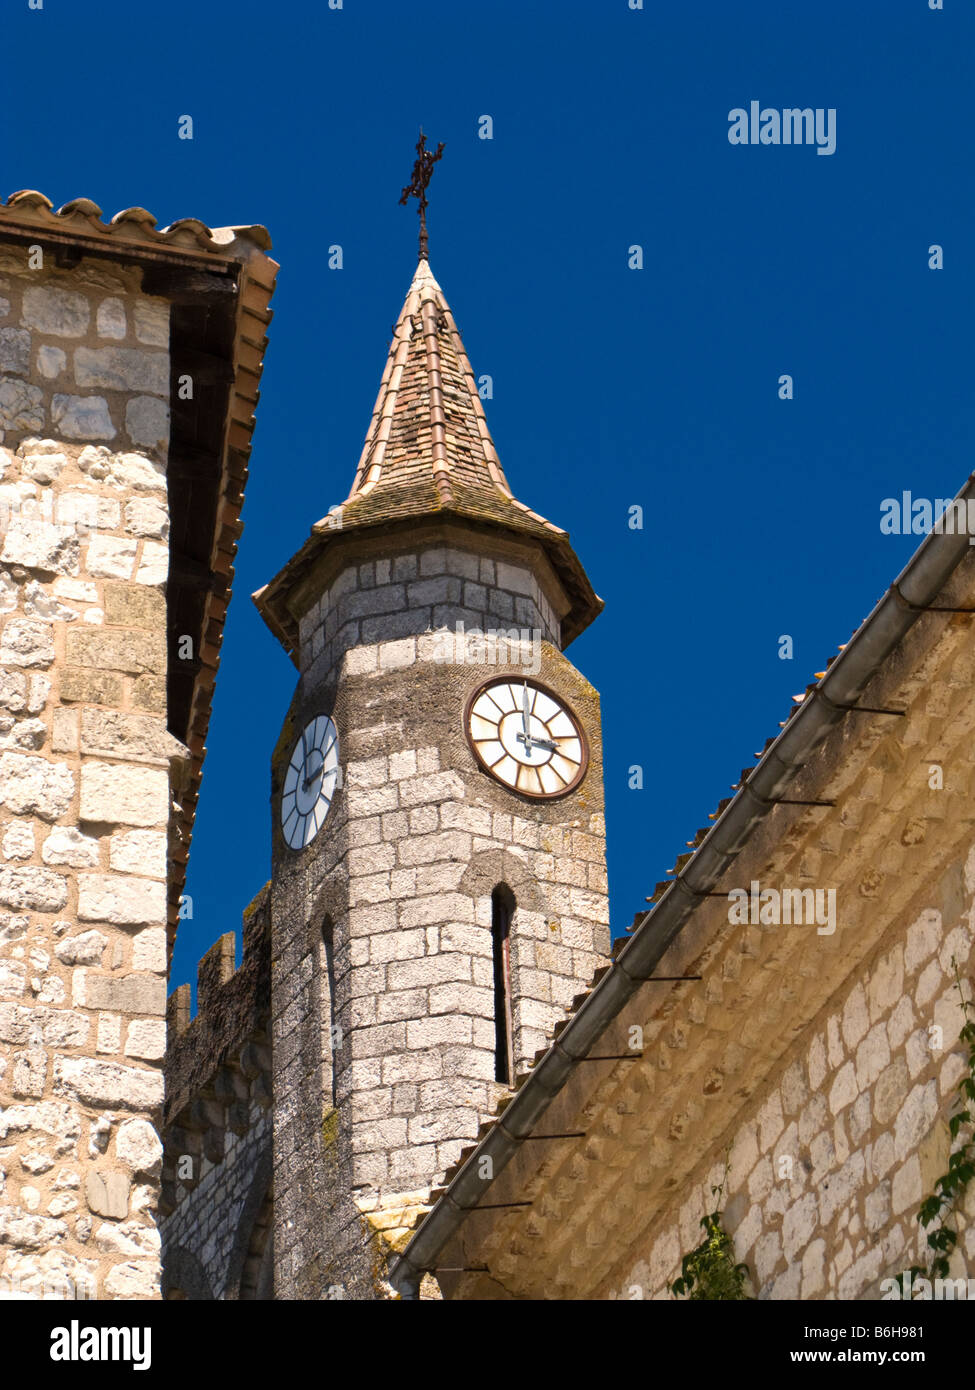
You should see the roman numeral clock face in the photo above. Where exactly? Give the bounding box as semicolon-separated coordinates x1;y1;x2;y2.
281;715;340;850
465;678;588;798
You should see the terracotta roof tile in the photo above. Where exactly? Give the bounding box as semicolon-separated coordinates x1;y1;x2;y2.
0;189;272;258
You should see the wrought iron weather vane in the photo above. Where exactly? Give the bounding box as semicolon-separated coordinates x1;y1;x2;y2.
399;129;445;262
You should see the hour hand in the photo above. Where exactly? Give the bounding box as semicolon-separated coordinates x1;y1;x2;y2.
518;732;557;753
302;752;323;790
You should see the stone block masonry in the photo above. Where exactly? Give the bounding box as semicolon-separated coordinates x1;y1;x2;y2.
161;890;273;1301
607;846;975;1302
0;252;175;1300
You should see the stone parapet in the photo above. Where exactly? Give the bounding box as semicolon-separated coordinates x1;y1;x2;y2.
159;889;272;1299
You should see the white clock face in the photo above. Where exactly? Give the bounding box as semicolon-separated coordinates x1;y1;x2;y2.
281;715;340;850
466;678;588;798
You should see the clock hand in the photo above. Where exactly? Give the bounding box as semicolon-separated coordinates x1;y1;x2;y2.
302;751;324;791
521;682;533;753
518;733;557;753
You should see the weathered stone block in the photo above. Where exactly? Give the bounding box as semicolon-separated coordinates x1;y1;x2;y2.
51;395;116;441
103;1260;159;1297
60;667;123;705
74;347;167;396
133;300;169;347
125;397;169;452
54;929;108;966
135;542;167;586
66;627;162;676
110;831;166;879
54;492;121;533
115;1119;163;1176
96;299;127;340
0;380;44;432
894;1081;938;1161
22;287;90;337
2;820;35;859
0;751;74;819
51;708;79;753
0;865;68;911
122;499;168;539
85;536;137;580
80;708;172;764
85;1170;130;1219
0;1205;69;1249
12;1047;48;1097
54;1055;163;1109
36;346;67;379
0;327;30;376
0;1003;89;1047
131;674;165;711
0;669;27;712
42;826;99;868
906;909;941;973
80;762;168;826
78;874;166;926
131;928;166;972
123;1019;165;1061
84;974;166;1017
0;619;55;667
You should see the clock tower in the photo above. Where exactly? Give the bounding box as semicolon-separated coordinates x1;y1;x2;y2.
254;256;611;1298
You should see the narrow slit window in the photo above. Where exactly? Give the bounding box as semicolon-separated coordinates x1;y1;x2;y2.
321;917;337;1105
491;887;515;1086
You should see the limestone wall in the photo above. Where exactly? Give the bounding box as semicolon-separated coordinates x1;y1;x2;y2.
0;259;173;1300
607;845;975;1301
161;894;273;1301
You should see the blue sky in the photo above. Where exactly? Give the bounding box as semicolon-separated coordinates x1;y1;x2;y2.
2;0;971;998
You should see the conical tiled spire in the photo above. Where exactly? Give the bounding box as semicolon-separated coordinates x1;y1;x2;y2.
347;259;518;509
339;258;567;547
255;259;603;659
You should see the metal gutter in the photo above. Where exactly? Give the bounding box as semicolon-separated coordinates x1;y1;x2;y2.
389;474;975;1298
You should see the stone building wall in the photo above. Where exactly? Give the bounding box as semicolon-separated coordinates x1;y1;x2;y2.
0;256;174;1300
160;891;273;1301
607;845;975;1301
297;535;563;684
269;531;610;1298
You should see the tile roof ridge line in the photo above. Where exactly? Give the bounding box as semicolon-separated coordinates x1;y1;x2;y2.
422;292;454;505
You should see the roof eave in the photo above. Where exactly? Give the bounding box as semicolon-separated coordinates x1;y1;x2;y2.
253;508;603;665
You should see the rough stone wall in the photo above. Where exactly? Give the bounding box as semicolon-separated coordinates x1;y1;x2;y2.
297;540;562;683
0;259;173;1300
161;891;272;1300
608;846;975;1301
270;533;610;1298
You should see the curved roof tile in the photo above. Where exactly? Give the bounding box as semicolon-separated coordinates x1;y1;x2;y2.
0;189;271;256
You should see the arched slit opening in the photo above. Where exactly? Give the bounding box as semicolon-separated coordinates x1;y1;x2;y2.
491;885;515;1086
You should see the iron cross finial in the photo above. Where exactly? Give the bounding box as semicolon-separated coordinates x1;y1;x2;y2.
399;129;445;262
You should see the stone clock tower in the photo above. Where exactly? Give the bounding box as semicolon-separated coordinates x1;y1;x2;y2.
254;257;611;1298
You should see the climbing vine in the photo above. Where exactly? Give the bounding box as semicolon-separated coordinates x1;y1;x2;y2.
671;1164;753;1301
898;958;975;1293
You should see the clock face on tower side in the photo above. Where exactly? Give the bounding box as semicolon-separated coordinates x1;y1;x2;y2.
281;714;340;850
465;677;588;799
